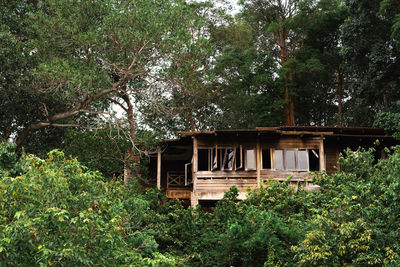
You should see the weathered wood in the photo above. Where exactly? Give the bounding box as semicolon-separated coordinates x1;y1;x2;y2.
319;137;326;171
256;140;261;187
196;171;257;178
157;147;161;189
166;188;191;199
191;192;198;207
260;170;311;180
196;178;257;193
279;131;334;136
160;127;397;202
191;137;198;207
167;171;185;187
195;169;312;180
198;191;248;200
193;137;198;173
325;144;338;174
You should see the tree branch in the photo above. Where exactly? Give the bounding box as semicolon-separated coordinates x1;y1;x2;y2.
15;79;126;150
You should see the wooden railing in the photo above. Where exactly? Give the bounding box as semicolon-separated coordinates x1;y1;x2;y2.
167;171;185;188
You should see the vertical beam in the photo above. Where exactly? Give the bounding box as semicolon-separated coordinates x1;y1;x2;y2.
336;147;341;171
270;149;274;169
193;136;198;173
256;139;261;187
319;136;326;171
191;192;198;208
191;136;199;208
157;146;161;189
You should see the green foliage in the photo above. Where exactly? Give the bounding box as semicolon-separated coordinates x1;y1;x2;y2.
210;19;282;129
340;0;400;126
0;142;27;177
59;129;130;178
0;143;17;175
0;143;183;266
3;142;400;265
373;101;400;133
294;146;400;265
373;111;400;132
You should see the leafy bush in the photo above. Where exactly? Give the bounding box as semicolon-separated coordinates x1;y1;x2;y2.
0;144;182;266
2;142;400;266
293;146;400;265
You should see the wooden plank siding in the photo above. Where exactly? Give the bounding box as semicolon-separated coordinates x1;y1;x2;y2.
325;144;339;174
196;178;257;200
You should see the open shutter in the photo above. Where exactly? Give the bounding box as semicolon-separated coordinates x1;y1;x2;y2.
235;145;243;170
211;145;218;171
185;162;192;186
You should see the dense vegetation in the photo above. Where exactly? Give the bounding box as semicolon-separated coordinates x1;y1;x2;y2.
1;142;400;266
1;0;400;265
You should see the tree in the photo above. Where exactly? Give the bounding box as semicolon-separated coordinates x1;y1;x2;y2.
1;0;213;152
291;0;348;125
135;1;228;134
340;0;400;126
239;0;313;125
210;20;282;129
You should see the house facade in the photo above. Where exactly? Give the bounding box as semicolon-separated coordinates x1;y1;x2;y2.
149;126;396;207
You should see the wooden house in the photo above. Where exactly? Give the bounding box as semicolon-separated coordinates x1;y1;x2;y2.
149;126;397;207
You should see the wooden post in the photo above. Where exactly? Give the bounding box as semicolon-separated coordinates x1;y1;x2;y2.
157;146;161;189
191;136;199;208
256;140;261;187
193;136;198;173
319;137;326;171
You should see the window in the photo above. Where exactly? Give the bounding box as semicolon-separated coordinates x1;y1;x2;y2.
196;146;258;172
274;150;284;170
273;149;311;171
222;148;235;170
236;146;243;170
308;149;319;171
185;163;192;185
211;146;219;170
298;150;308;170
245;149;256;170
262;149;271;169
285;149;296;170
197;145;254;171
197;146;320;172
198;149;209;171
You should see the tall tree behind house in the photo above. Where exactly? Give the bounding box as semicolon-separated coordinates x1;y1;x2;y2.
340;0;400;126
240;0;313;125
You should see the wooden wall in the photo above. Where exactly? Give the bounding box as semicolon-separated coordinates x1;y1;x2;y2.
190;134;325;205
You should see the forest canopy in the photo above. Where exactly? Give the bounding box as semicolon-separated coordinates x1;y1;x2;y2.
1;0;400;153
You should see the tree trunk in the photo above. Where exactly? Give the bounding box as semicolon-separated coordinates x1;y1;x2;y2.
121;93;135;139
284;71;295;126
284;73;291;126
289;94;295;125
124;150;140;185
289;70;295;125
121;92;140;184
337;68;344;126
383;87;388;110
